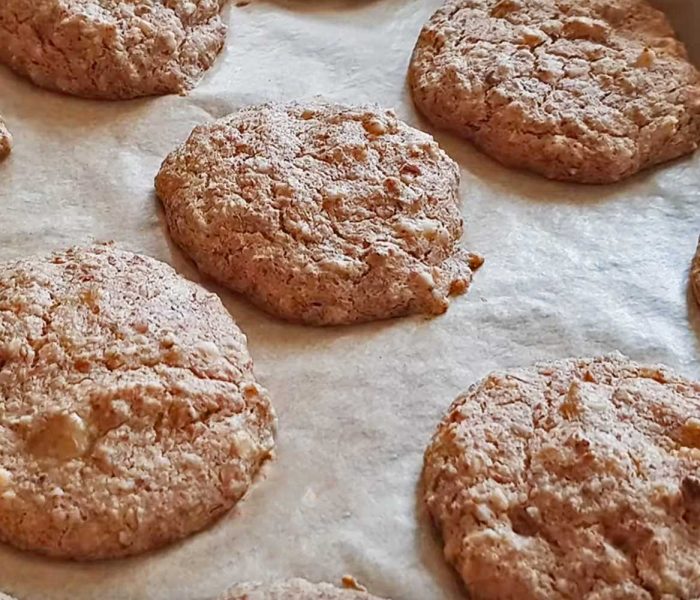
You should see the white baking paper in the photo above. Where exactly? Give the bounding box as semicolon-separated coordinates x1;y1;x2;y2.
0;1;698;598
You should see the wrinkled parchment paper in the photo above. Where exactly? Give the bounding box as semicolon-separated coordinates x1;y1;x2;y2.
0;1;699;598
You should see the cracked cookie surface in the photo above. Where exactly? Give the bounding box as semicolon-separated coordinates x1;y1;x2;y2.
409;0;700;183
0;244;276;560
0;0;228;99
0;117;11;160
424;354;700;599
221;579;387;599
155;102;483;326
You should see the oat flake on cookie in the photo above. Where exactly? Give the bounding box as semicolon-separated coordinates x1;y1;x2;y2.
424;353;700;599
155;102;483;326
0;244;276;560
0;0;228;99
409;0;700;183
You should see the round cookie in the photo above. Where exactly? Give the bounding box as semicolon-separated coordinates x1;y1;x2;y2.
409;0;700;183
0;244;276;560
691;237;700;305
221;579;387;599
0;117;11;160
423;354;700;599
155;102;483;326
0;1;228;99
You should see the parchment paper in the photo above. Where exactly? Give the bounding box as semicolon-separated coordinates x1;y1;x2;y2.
0;1;699;598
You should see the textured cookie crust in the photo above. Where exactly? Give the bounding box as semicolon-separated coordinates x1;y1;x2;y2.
424;354;700;599
0;244;276;560
156;102;483;326
691;238;700;305
221;579;387;599
0;117;11;160
409;0;700;183
0;0;228;99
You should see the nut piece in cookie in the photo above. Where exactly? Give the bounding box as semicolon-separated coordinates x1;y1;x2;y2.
0;1;228;99
409;0;700;183
0;244;276;560
220;578;389;599
155;102;483;326
423;353;700;599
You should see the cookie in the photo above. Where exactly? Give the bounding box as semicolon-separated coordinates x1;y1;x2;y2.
0;117;11;160
0;1;227;99
409;0;700;183
691;237;700;305
221;579;387;599
423;354;700;599
155;102;483;325
0;244;276;560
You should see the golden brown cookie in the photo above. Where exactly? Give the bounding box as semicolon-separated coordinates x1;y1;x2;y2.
424;354;700;599
409;0;700;183
221;579;388;599
0;244;276;560
0;1;228;99
0;117;11;160
691;237;700;305
155;102;483;326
